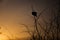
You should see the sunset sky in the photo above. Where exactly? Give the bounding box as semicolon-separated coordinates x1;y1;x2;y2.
0;0;59;40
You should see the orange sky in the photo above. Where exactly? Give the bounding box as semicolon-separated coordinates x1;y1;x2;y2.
0;0;58;39
0;0;42;39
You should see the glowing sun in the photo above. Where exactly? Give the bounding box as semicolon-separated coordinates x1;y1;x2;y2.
0;34;9;40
